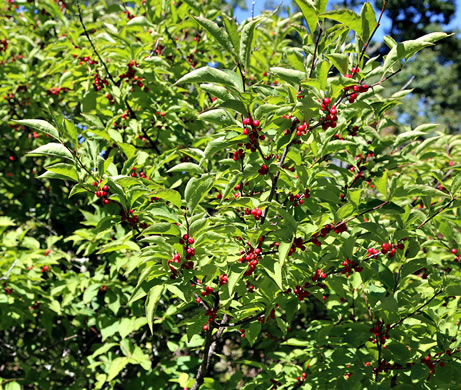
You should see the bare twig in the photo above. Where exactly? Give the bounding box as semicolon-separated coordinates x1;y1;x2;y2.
417;198;456;229
390;290;443;330
0;260;18;280
309;26;323;78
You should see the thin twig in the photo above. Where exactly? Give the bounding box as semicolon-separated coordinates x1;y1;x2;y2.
76;0;137;119
309;26;323;78
354;0;388;75
390;290;443;330
0;260;18;280
417;198;456;229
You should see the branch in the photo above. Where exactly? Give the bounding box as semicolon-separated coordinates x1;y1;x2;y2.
0;260;17;280
390;290;443;330
76;0;137;119
309;26;323;78
417;198;456;229
191;314;229;390
354;0;388;74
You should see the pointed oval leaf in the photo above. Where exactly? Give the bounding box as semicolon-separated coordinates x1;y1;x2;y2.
193;16;236;58
45;163;79;182
239;17;261;72
28;143;74;161
146;284;164;333
14;119;60;140
167;162;203;174
294;0;318;35
175;66;241;92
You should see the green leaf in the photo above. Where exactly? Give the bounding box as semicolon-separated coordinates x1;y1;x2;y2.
223;15;240;54
146;284;164;333
279;240;292;269
175;67;242;92
246;321;261;347
240;17;261;72
374;171;388;197
167;162;203;174
193;16;236;59
294;0;318;35
45;163;79;182
325;53;349;74
150;189;182;208
450;173;461;195
270;67;307;84
320;9;362;37
142;223;181;236
383;32;450;75
27;143;74;161
360;2;377;43
204;136;228;158
14;119;60;140
126;16;154;27
184;175;214;213
106;357;129;381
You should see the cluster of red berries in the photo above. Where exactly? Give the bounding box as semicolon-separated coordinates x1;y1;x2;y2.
121;209;147;229
239;237;264;277
232;148;245;161
451;248;460;262
258;164;268;175
200;285;214;297
76;55;98;66
93;72;108;91
296;372;307;383
340;258;363;275
151;111;168;131
123;9;136;20
381;241;405;258
202;307;217;331
0;38;8;52
296;121;310;137
41;265;50;273
293;285;310;301
288;189;310;207
104;93;115;105
168;253;181;278
180;234;196;261
311;268;327;282
219;274;228;286
369;321;390;344
239;328;245;338
129;167;148;178
99;285;108;294
3;283;13;295
242;118;265;152
119;60;146;91
311;223;347;247
47;86;69;96
93;182;110;205
288;237;306;256
245;207;263;220
344;67;369;103
320;97;338;130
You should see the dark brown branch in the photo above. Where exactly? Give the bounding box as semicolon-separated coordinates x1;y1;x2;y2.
354;0;388;76
76;0;137;119
309;26;323;78
191;315;229;390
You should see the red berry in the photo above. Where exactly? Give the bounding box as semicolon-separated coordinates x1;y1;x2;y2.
323;97;331;105
252;119;260;127
242;118;251;126
203;324;209;331
451;249;458;254
41;265;50;273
